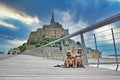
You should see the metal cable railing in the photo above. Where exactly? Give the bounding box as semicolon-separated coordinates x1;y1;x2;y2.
84;24;120;71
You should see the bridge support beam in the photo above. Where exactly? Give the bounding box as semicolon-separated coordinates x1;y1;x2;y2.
61;40;66;61
80;33;89;65
45;47;49;58
111;28;119;71
51;45;55;59
93;34;100;68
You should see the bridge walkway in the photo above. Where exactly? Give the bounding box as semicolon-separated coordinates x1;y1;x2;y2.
0;54;120;80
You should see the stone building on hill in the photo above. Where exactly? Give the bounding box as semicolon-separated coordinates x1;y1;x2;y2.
8;48;20;55
27;12;68;44
8;12;102;58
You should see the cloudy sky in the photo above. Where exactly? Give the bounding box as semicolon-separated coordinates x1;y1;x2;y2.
0;0;120;54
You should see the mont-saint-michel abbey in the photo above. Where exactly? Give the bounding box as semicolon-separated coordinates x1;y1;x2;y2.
8;12;101;58
25;12;69;52
27;12;68;44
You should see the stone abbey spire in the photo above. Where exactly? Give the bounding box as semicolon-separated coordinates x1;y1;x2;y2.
51;11;55;23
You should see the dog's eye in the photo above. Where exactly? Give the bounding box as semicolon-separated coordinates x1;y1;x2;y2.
77;51;82;54
67;52;71;56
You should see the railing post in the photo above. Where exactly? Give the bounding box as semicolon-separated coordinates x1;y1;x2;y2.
61;40;66;61
80;33;89;65
75;44;78;54
40;49;42;56
50;47;52;58
45;47;48;58
47;47;51;58
111;28;119;71
51;44;55;59
46;47;49;58
93;34;100;68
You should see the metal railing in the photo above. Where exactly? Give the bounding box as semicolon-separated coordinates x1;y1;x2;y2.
25;13;120;71
84;26;120;71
